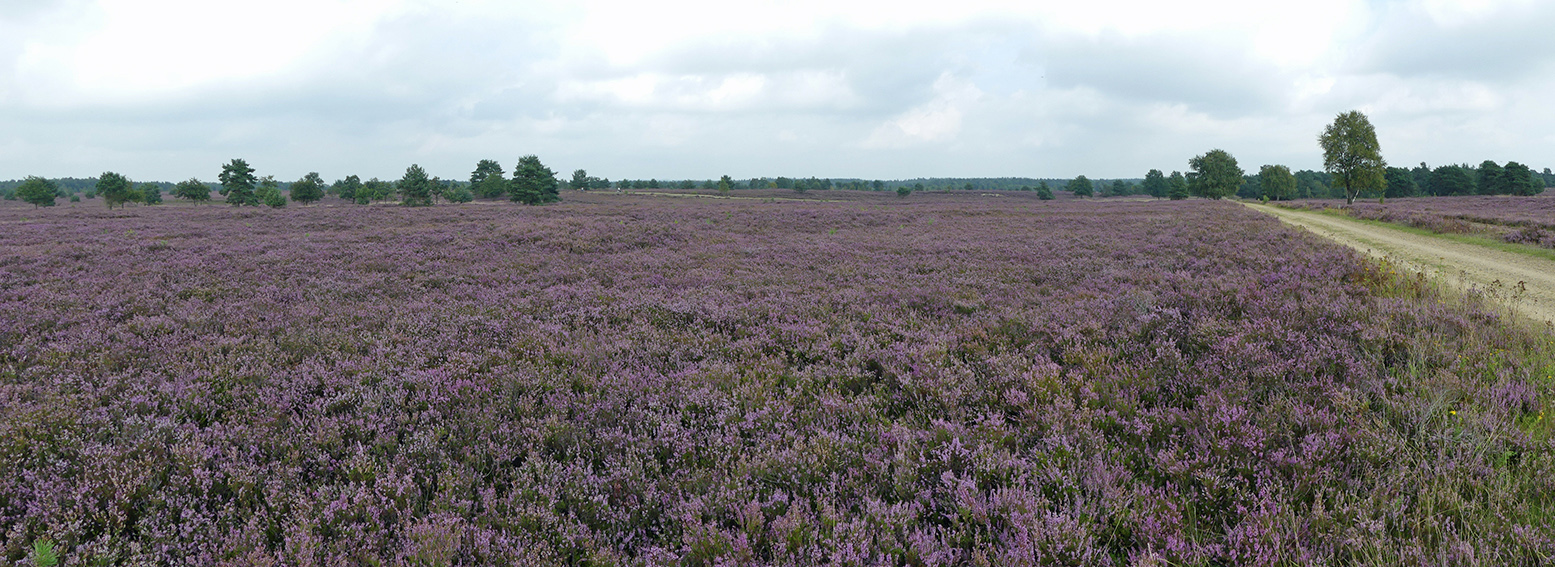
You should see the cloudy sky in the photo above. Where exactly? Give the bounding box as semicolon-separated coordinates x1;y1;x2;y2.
2;0;1552;182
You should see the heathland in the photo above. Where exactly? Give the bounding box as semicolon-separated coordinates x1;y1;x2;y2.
2;192;1553;565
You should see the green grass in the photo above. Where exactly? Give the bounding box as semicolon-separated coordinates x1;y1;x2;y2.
1309;209;1555;264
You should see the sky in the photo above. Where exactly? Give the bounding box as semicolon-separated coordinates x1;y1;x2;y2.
2;0;1553;182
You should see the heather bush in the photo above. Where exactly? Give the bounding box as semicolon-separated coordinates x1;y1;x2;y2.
1;194;1552;565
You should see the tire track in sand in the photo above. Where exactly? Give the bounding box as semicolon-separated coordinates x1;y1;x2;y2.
1248;203;1555;329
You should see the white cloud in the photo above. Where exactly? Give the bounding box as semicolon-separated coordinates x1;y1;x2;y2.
863;74;981;148
3;0;1555;180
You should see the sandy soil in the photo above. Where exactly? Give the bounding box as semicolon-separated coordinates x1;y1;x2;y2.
1250;203;1555;329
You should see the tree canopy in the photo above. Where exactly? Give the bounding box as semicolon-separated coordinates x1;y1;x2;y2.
1141;169;1167;198
97;171;135;209
399;164;434;207
219;159;259;206
291;172;325;204
471;160;507;199
172;178;211;203
1187;149;1243;200
1167;171;1189;200
510;155;558;205
1383;167;1416;198
1258;165;1296;201
1319;110;1387;205
16;176;58;207
1067;176;1093;197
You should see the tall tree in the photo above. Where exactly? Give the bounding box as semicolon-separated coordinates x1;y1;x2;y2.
1504;162;1540;196
471;160;508;199
1258;165;1296;201
1167;171;1189;200
172;178;211;203
510;155;558;205
1067;175;1093;197
1319;111;1387;204
1477;160;1508;195
718;175;733;194
1187;149;1243;200
1141;169;1168;198
333;175;363;201
1383;167;1417;198
1429;165;1475;196
16;176;58;207
399;164;434;206
570;169;590;191
291;172;325;204
97;171;134;209
219;159;259;206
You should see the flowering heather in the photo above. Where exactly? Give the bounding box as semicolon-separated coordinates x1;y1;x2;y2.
2;195;1553;565
1289;195;1555;233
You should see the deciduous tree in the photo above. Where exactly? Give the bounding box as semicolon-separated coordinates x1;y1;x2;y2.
16;176;58;207
1319;110;1386;205
1168;171;1189;200
1188;149;1243;200
173;178;211;203
1259;165;1296;201
331;174;360;200
1142;169;1167;198
1036;181;1055;200
97;171;135;209
138;183;162;205
291;172;325;204
1067;175;1092;197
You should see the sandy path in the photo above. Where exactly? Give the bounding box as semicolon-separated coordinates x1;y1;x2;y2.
1248;203;1555;328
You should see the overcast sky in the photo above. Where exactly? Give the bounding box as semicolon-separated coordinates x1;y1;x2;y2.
2;0;1552;182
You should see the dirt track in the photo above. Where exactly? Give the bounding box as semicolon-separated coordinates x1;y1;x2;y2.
1249;203;1555;328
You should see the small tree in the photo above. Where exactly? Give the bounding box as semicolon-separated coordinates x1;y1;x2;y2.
1067;175;1092;197
1258;165;1296;201
444;184;474;203
896;185;912;198
255;176;286;207
1141;169;1168;198
138;182;163;205
718;175;733;195
1319;110;1387;205
97;171;135;209
570;169;590;191
334;175;363;201
172;178;211;203
471;160;508;199
219;159;259;206
16;176;58;207
1036;181;1055;200
1188;149;1243;200
291;172;324;204
1168;171;1189;200
399;164;434;206
510;155;558;205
